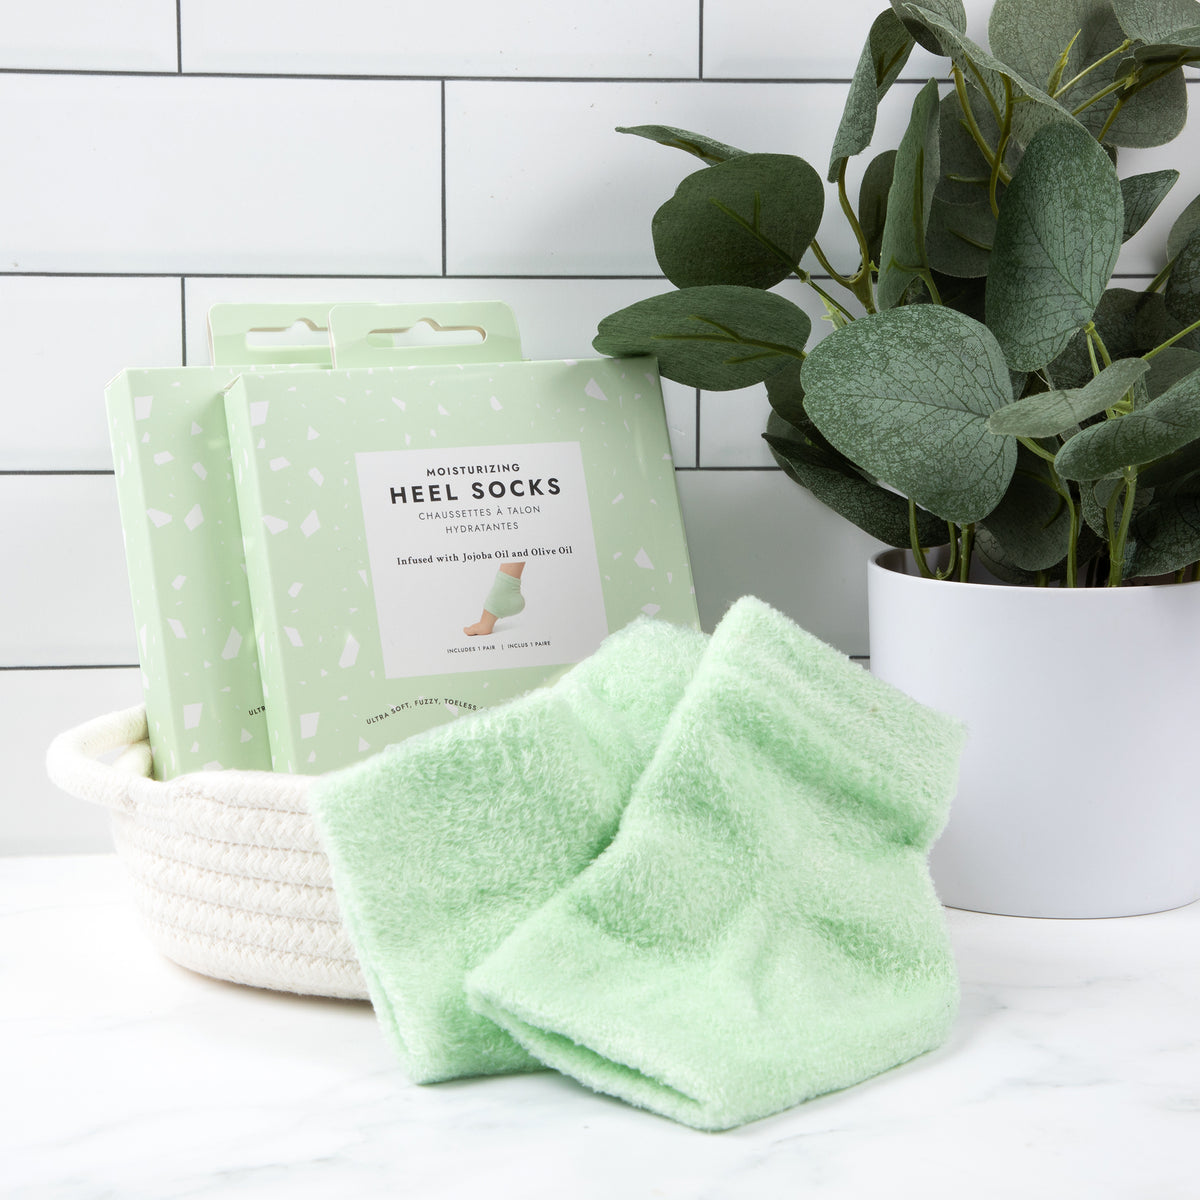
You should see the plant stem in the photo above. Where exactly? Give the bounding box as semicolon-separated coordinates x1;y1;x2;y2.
988;77;1014;219
808;239;854;289
1071;72;1136;118
1085;321;1113;371
952;66;1013;193
1062;484;1080;588
964;57;1003;127
959;522;975;582
1107;469;1137;586
1144;311;1200;360
937;522;960;580
908;499;935;579
1016;435;1057;464
836;160;878;314
1146;258;1175;295
1053;37;1132;98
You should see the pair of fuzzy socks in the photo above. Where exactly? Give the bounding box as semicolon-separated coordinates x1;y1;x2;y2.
309;597;965;1131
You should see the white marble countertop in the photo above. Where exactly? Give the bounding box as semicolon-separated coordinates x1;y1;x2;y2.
3;855;1197;1199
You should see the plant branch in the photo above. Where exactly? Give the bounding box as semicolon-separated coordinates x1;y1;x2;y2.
989;76;1014;219
958;522;975;582
1053;37;1132;98
836;159;878;314
908;499;936;578
708;200;858;322
952;66;1012;197
1107;469;1137;586
1085;321;1113;371
1143;311;1200;360
1146;257;1175;295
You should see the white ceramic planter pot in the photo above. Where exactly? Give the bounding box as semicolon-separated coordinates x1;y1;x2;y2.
867;548;1200;918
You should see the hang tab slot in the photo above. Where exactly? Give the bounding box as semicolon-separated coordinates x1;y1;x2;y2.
330;302;522;368
207;303;336;366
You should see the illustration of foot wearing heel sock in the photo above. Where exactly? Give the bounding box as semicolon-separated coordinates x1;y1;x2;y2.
464;563;526;636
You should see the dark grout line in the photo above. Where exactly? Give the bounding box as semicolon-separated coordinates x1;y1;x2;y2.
3;64;1199;85
694;389;701;468
0;663;138;672
180;277;188;365
0;470;115;476
698;0;704;80
441;81;448;277
175;0;183;74
0;269;1163;282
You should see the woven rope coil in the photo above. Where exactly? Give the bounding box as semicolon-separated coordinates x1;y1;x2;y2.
46;705;368;1000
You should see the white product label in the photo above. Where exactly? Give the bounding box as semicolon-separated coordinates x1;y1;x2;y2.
355;442;607;678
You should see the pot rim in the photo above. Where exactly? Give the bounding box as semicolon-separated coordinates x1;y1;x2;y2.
869;546;1200;597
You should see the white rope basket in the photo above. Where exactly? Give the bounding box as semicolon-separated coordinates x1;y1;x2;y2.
46;705;367;1000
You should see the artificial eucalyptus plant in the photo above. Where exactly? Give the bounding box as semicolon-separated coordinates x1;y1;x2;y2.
593;0;1200;586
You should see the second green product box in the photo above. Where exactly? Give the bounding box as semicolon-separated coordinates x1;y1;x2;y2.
224;302;699;774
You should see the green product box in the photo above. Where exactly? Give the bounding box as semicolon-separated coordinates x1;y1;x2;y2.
224;302;698;774
105;303;336;778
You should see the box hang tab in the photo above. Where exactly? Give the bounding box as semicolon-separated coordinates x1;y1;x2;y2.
208;302;336;366
330;301;522;368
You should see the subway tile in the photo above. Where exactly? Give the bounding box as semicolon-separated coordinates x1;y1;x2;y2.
703;0;992;80
0;476;136;667
699;385;777;467
0;75;441;275
0;0;178;72
676;468;880;655
181;0;699;78
1;668;142;855
183;276;697;465
445;80;916;276
447;76;1196;280
0;277;182;471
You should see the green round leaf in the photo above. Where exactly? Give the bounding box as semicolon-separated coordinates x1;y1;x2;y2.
1055;365;1200;478
828;10;914;182
925;195;995;278
800;305;1017;524
1089;63;1187;150
1167;192;1200;261
991;1;1187;149
1128;494;1200;576
616;125;746;165
1112;0;1200;44
985;120;1123;370
937;89;1007;208
651;154;824;290
979;444;1071;570
903;4;1078;146
858;150;897;267
987;358;1150;437
1121;170;1180;241
765;424;948;548
593;286;810;391
877;79;941;310
989;0;1108;101
892;0;966;53
1165;230;1200;326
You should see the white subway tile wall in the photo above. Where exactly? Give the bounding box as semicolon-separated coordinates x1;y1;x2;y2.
2;0;1192;850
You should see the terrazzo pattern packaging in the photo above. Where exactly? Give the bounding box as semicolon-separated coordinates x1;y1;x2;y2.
105;304;336;779
224;302;698;774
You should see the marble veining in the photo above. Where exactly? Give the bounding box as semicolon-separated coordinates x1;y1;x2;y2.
2;856;1197;1199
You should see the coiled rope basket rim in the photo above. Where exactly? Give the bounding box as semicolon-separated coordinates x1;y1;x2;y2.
45;704;367;1000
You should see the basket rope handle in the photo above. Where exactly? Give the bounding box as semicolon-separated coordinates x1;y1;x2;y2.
46;705;151;815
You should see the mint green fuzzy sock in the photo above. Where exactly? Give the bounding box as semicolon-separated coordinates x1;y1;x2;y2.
466;596;965;1131
308;617;707;1084
484;569;525;618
